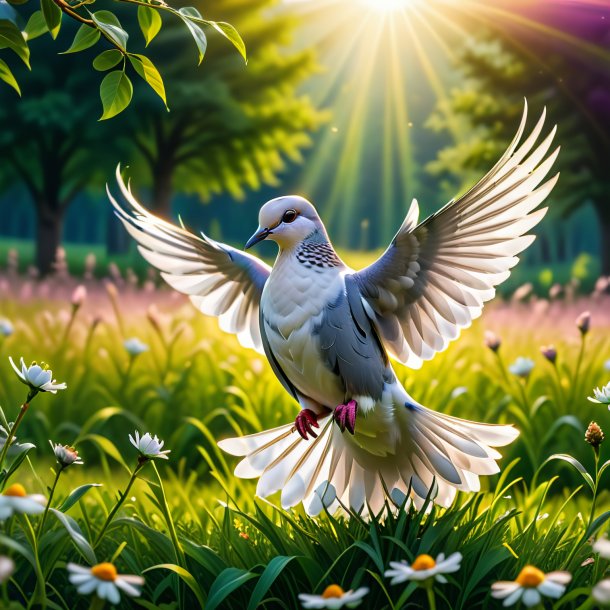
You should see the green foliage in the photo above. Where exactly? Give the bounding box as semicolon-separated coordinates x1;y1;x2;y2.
120;0;327;214
425;34;610;274
0;0;246;119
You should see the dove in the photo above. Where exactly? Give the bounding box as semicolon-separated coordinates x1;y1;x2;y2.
109;102;558;517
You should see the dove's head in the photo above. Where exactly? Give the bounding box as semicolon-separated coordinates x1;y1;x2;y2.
245;196;326;250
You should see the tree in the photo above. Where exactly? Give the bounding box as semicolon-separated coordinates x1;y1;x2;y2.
0;54;112;274
425;8;610;274
120;0;325;217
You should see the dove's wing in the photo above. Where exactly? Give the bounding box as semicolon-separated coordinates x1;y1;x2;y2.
108;166;271;353
354;103;559;369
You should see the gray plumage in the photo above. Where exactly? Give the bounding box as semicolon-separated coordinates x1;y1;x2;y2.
110;102;558;517
314;275;391;401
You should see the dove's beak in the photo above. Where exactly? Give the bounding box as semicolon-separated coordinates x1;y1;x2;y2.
245;227;271;249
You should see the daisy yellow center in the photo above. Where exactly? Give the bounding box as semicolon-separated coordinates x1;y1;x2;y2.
91;563;118;582
516;565;545;588
412;554;436;571
322;584;345;598
3;483;26;497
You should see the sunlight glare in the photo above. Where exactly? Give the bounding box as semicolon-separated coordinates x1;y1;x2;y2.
358;0;415;14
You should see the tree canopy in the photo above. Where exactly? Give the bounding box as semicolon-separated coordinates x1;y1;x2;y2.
0;0;324;273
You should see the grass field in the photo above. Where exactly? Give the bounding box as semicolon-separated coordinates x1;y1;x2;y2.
0;274;610;608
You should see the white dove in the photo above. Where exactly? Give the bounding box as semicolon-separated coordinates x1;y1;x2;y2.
109;103;558;517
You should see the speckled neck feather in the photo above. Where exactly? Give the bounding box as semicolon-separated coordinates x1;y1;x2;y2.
296;240;342;269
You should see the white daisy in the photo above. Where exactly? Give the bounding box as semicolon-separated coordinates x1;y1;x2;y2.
593;536;610;559
49;441;83;468
0;556;15;584
298;585;369;609
67;562;144;605
491;566;571;607
0;483;46;520
604;359;610;372
509;357;535;378
593;579;610;606
385;552;462;585
123;338;149;356
9;357;67;394
589;382;610;405
129;431;170;460
0;319;13;337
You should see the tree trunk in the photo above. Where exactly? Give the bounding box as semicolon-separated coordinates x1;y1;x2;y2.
151;161;174;217
36;203;63;276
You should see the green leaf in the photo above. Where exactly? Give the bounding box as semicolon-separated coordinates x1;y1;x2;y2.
541;453;594;493
247;556;296;610
0;534;36;569
40;0;61;39
93;49;123;71
177;7;206;65
137;5;161;47
99;70;132;120
2;441;36;485
600;459;610;480
62;23;100;53
208;21;246;62
0;58;19;95
0;19;30;67
79;433;131;471
24;11;48;41
50;508;97;565
206;567;257;610
143;564;206;608
91;10;128;50
58;483;102;512
182;540;226;577
75;406;145;442
128;54;166;107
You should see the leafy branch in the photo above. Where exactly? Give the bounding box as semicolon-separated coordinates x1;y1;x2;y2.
0;0;246;119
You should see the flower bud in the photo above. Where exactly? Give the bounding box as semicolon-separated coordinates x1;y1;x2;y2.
576;311;591;336
484;331;501;353
71;285;87;308
585;421;605;449
50;441;83;468
540;345;557;364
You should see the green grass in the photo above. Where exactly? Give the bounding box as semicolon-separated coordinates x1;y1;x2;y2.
0;289;610;608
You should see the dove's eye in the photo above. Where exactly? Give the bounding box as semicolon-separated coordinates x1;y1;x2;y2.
282;209;298;224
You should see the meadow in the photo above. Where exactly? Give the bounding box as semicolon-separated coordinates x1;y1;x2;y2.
1;265;610;609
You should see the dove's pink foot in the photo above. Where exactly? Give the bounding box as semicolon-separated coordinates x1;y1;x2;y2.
294;409;320;440
334;400;358;435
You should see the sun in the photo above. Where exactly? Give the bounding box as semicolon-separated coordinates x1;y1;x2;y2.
357;0;415;13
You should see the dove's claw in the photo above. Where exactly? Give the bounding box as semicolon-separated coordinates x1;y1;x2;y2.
294;409;319;440
334;400;358;434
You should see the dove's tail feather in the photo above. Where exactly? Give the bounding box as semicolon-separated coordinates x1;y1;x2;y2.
218;399;518;518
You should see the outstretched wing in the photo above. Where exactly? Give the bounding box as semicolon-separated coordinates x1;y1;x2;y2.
354;102;559;369
108;166;271;353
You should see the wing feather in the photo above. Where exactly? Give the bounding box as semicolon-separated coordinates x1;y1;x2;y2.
108;166;271;353
354;102;558;367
